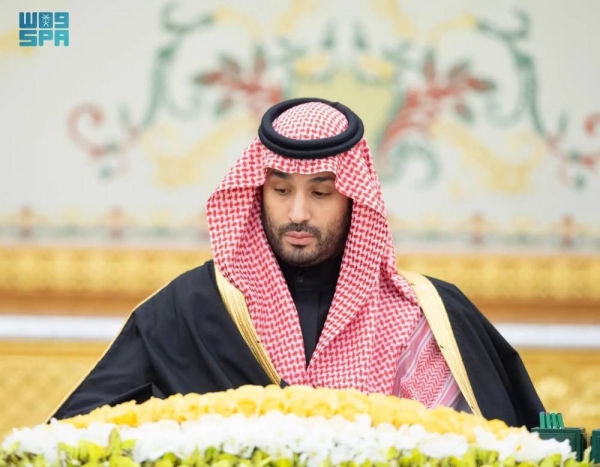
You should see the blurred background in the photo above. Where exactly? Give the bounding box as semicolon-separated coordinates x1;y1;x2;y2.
1;0;599;437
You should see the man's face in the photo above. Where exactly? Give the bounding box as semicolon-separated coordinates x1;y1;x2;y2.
261;169;351;267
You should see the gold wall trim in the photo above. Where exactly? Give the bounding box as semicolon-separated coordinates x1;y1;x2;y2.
1;246;599;321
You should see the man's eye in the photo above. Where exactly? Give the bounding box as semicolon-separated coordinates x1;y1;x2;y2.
274;188;288;195
313;191;330;198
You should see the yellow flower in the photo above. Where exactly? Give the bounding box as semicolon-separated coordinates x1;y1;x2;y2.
258;385;289;415
390;398;428;428
283;385;315;417
177;394;206;420
228;385;265;416
58;385;514;441
367;393;396;426
423;406;461;434
305;387;339;418
205;392;236;417
134;397;163;424
105;400;138;426
336;389;370;421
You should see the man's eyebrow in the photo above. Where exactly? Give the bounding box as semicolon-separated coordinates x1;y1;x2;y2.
269;170;334;183
309;175;335;184
271;170;290;179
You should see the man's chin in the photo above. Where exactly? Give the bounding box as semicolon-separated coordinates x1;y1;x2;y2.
279;248;320;267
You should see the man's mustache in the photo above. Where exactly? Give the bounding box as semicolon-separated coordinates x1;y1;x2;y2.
278;223;321;240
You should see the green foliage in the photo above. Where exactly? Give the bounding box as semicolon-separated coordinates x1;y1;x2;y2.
2;437;599;467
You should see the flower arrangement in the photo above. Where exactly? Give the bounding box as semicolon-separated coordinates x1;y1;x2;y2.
1;385;594;467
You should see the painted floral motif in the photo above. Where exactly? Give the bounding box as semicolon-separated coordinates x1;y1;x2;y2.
67;3;598;191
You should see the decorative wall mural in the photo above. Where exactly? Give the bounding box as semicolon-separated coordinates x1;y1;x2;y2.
1;0;599;251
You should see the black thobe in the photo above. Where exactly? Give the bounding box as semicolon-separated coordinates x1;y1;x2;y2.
277;253;342;363
51;260;544;429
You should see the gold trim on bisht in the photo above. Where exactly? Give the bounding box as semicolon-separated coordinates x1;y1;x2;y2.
214;265;281;386
399;270;482;417
48;266;481;420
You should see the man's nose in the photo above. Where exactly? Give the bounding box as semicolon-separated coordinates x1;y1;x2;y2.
288;193;311;224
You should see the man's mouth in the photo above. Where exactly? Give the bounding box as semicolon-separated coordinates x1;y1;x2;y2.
284;232;315;245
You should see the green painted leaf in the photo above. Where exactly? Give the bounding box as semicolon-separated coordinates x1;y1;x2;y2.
253;45;266;75
455;103;474;123
557;112;569;135
469;78;496;92
196;71;222;85
423;50;436;80
321;23;336;49
215;97;234;116
353;23;368;50
220;55;241;75
448;60;471;80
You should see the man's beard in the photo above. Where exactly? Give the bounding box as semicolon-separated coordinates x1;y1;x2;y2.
261;201;352;267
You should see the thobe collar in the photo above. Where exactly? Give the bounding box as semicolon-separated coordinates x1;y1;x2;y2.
276;252;343;291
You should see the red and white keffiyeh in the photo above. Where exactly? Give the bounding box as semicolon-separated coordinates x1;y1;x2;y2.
206;101;453;406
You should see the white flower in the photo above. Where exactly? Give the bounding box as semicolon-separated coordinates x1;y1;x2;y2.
2;412;577;466
418;433;469;459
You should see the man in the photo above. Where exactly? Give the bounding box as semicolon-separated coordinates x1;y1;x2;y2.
51;98;543;429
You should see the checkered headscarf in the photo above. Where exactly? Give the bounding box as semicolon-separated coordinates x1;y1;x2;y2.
207;100;447;400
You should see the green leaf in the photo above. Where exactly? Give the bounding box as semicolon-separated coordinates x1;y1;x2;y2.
4;442;20;456
219;55;241;75
195;71;222;86
564;458;580;467
217;453;239;463
212;460;236;467
454;103;474;123
215;96;234;116
574;174;586;190
448;60;471;81
182;449;201;466
58;442;77;458
109;455;139;467
321;23;336;49
557;112;569;135
205;447;218;463
462;449;476;467
468;78;496;92
109;428;121;448
161;453;178;462
423;49;436;81
483;449;499;464
253;45;266;75
121;439;136;452
444;456;464;467
386;447;399;461
273;458;293;467
353;23;368;50
540;453;563;467
119;105;131;128
516;462;539;467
